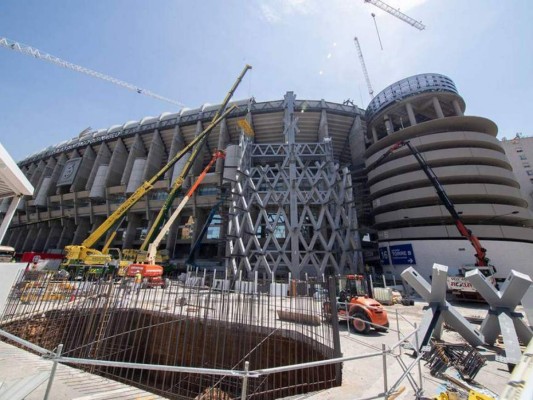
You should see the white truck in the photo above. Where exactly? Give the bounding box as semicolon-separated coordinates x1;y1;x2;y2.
446;265;497;301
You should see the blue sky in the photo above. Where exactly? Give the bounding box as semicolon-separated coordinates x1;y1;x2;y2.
1;0;532;161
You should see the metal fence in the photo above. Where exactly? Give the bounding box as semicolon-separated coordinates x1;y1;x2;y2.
0;270;427;399
0;270;341;399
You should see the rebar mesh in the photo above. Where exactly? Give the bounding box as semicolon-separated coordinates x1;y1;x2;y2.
1;270;340;399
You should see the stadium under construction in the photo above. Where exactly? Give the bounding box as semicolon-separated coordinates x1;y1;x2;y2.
1;69;533;400
1;73;533;281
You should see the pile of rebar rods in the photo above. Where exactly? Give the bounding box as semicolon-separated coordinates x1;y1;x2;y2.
423;340;486;381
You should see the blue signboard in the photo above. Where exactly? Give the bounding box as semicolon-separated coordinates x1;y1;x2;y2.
390;244;416;265
379;247;390;265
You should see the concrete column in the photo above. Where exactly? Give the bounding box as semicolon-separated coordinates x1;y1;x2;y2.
284;92;301;276
72;218;91;245
4;227;16;247
21;225;39;252
318;109;329;142
43;221;62;250
384;115;393;134
143;130;166;181
33;224;51;251
34;158;56;202
164;124;184;180
30;160;46;189
0;196;21;244
71;146;96;192
452;99;464;116
371;126;379;143
57;219;75;249
86;142;111;191
52;154;68;195
123;213;143;249
432;97;445;119
121;134;147;186
34;177;52;208
14;227;29;250
348;115;365;166
406;102;417;126
106;139;128;187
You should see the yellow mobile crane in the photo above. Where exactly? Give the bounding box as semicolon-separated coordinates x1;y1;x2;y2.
124;65;252;262
61;65;251;279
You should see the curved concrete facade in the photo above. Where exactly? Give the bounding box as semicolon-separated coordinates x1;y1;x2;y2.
364;73;533;280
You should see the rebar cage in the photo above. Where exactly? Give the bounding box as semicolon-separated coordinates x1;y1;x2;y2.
1;270;341;399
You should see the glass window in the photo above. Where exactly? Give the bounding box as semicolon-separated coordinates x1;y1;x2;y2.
516;148;524;153
520;155;527;160
527;170;533;176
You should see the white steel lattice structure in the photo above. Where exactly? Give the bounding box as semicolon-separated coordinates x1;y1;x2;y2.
227;93;362;279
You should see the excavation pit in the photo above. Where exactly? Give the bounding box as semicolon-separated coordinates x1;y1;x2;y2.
2;304;340;399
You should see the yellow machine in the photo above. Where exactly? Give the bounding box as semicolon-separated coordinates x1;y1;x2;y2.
60;65;252;279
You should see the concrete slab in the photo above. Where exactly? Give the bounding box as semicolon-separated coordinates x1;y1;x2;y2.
0;341;165;400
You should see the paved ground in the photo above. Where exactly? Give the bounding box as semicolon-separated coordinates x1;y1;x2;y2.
0;340;165;399
288;300;515;400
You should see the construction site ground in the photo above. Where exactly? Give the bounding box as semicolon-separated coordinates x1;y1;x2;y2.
296;300;513;400
0;296;518;400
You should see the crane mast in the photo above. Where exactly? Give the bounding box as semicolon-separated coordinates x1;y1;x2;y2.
0;36;184;106
364;0;426;31
353;37;374;99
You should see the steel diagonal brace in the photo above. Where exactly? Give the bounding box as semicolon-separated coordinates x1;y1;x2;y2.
401;265;484;350
466;269;532;364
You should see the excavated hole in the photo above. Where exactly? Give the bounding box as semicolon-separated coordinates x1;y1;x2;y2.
3;308;339;399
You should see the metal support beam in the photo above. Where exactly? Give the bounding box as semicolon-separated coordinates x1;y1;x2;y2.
401;264;485;350
466;269;533;365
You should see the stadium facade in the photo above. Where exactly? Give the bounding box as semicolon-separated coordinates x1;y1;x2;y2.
1;73;533;280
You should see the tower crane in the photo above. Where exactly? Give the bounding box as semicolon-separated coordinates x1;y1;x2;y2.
353;37;374;99
0;36;184;107
364;0;426;31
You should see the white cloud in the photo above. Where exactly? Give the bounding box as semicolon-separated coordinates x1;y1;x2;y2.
259;4;281;23
257;0;317;24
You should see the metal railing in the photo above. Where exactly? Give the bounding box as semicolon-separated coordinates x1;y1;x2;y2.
0;303;427;399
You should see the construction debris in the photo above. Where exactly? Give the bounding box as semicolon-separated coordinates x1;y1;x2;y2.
424;340;486;381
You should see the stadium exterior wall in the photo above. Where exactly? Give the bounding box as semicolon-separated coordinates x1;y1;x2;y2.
1;73;532;280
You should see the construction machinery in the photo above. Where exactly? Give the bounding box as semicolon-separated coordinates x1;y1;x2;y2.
368;140;497;299
58;66;252;279
58;63;251;281
144;150;225;265
0;36;184;106
58;106;234;279
185;198;224;270
124;263;169;289
364;0;426;31
324;274;390;334
138;65;252;253
353;37;374;99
